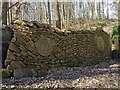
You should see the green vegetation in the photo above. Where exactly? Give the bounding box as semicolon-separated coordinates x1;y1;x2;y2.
112;25;119;37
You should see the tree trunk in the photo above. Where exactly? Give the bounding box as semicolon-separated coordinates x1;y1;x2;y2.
91;0;95;20
56;1;61;29
97;2;101;19
63;3;65;20
106;0;109;19
8;4;10;25
102;0;105;19
48;1;51;26
2;1;9;25
87;2;90;19
10;2;13;23
82;2;85;18
44;2;48;23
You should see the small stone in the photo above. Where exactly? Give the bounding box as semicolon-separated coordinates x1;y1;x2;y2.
109;64;119;68
10;85;15;89
5;59;12;67
14;69;34;78
76;78;80;82
11;37;17;43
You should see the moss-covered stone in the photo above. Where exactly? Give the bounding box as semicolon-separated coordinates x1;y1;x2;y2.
0;69;12;78
13;20;26;26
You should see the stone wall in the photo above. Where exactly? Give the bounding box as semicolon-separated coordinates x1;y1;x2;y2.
5;24;111;71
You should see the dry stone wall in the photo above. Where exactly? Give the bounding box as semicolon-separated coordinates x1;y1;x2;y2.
5;23;111;71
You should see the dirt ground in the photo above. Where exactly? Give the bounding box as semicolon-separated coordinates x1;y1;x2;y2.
1;59;120;89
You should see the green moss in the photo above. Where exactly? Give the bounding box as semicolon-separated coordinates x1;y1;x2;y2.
112;24;119;37
0;69;12;78
112;35;119;41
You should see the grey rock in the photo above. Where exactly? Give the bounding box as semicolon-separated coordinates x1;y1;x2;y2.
14;69;35;78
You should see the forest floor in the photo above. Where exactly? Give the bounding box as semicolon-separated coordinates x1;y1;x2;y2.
1;20;120;89
2;59;120;89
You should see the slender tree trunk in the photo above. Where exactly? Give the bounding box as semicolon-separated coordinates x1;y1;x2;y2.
39;2;42;22
79;1;82;18
102;0;105;19
63;3;65;20
98;2;101;19
10;2;13;23
2;1;9;25
52;2;56;26
66;2;70;27
7;7;10;25
62;2;65;28
44;2;48;23
91;0;95;20
106;0;109;19
82;2;85;18
87;2;90;19
56;1;61;29
48;1;51;25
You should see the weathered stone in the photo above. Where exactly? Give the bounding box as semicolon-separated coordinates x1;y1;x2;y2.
35;36;53;56
5;59;12;67
11;36;17;42
6;50;15;60
37;69;48;77
13;20;26;26
26;41;38;54
14;69;34;78
9;43;20;52
22;35;31;42
26;65;37;69
19;45;26;51
15;33;27;45
27;51;37;59
5;24;111;71
7;61;26;70
20;50;28;56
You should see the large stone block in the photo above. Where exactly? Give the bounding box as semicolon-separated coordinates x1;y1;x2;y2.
14;69;34;78
13;68;48;78
5;24;111;71
35;35;53;56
